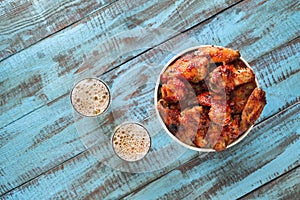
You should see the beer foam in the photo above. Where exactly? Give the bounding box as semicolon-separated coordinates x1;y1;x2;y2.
112;123;151;162
71;78;110;117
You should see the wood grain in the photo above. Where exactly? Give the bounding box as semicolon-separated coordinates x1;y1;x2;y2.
0;96;86;195
1;27;300;200
0;0;242;195
240;166;300;200
2;100;299;199
1;0;299;198
0;0;241;129
0;0;117;61
123;102;300;199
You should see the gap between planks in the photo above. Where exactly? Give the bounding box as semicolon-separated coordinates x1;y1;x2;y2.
2;99;298;198
101;0;245;76
120;101;300;199
1;0;298;196
0;0;249;130
0;0;120;63
237;165;300;200
0;145;88;197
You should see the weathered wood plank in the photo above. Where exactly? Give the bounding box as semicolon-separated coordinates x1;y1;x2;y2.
0;96;86;195
0;0;241;128
0;142;196;199
240;167;300;200
0;0;117;61
123;102;300;200
1;26;300;200
0;0;244;194
3;0;299;195
2;100;299;199
248;36;300;121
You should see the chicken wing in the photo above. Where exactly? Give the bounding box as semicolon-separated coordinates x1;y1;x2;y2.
208;102;232;126
163;53;209;83
178;106;209;146
196;46;240;64
161;78;186;102
197;91;212;107
205;115;240;151
157;99;181;133
230;82;257;114
205;123;222;148
240;88;266;132
208;64;255;94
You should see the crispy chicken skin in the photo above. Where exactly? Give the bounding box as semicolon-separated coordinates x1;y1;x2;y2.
222;115;241;144
178;106;209;146
230;82;257;114
161;78;186;102
209;102;232;126
209;64;255;93
157;99;181;133
198;91;229;107
197;91;212;107
205;123;222;148
240;88;266;132
233;66;255;87
206;115;241;151
163;54;209;83
196;46;240;64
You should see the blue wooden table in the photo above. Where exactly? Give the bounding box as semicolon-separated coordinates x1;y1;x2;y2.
1;0;299;199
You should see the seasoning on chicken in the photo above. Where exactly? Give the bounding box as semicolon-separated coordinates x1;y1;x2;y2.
240;88;266;132
157;99;181;134
208;64;255;93
196;46;240;64
208;102;232;126
197;91;212;107
230;82;257;114
178;106;209;146
163;53;209;83
161;78;186;102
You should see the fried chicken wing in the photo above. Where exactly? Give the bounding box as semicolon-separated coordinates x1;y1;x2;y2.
208;65;236;93
222;115;241;144
205;115;241;151
209;102;232;126
196;46;240;64
164;54;209;83
240;88;266;132
197;91;212;107
233;65;255;87
205;123;222;148
178;106;209;146
230;82;257;114
209;64;255;93
157;99;181;133
161;78;186;102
